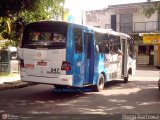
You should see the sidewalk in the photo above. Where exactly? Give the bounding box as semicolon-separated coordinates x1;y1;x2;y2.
0;73;34;91
0;74;20;84
0;60;36;90
136;65;158;71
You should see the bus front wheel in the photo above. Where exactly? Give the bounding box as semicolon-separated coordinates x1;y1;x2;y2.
94;74;105;92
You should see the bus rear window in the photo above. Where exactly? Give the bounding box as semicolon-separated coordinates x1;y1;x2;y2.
22;22;68;49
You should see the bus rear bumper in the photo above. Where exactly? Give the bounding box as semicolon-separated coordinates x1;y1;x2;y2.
20;74;73;86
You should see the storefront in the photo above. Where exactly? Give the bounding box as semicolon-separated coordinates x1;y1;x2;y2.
135;33;160;66
137;45;154;65
131;33;159;66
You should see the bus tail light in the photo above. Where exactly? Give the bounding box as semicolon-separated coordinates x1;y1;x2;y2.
61;61;71;71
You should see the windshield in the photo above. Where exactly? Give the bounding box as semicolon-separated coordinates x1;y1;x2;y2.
22;21;68;49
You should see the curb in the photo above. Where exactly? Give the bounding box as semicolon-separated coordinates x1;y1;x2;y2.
0;80;36;91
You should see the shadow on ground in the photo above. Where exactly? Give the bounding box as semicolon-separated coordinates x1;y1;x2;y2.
0;79;160;115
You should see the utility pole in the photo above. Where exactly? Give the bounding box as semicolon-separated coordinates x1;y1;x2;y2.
82;10;83;25
146;0;152;2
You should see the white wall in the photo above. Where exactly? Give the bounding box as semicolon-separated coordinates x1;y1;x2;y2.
133;6;158;32
85;3;158;32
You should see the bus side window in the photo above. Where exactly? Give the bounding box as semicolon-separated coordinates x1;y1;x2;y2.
50;33;54;41
110;45;115;54
95;32;109;54
109;39;115;54
105;43;109;53
114;45;123;55
74;28;83;53
109;35;122;55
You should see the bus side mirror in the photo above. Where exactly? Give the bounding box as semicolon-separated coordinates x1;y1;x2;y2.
96;45;99;53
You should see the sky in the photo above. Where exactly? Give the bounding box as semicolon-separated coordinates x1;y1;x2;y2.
64;0;160;10
64;0;160;24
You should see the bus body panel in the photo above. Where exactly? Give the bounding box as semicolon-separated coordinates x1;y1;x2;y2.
66;24;85;87
21;73;73;86
21;48;66;76
93;53;108;85
68;25;96;87
19;48;75;85
128;56;136;76
107;54;122;80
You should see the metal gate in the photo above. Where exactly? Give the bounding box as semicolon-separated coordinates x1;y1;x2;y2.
0;49;11;73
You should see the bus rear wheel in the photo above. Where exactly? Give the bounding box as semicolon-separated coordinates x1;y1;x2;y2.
54;85;67;89
94;74;105;92
158;80;160;90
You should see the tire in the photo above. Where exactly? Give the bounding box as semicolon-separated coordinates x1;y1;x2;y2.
158;80;160;90
124;74;129;83
54;85;67;89
94;74;105;92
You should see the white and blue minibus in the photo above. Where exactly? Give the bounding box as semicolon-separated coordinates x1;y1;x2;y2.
18;21;136;92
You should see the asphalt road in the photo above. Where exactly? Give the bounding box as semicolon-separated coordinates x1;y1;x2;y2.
0;66;160;119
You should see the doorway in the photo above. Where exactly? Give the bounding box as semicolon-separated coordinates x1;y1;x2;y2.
138;45;154;65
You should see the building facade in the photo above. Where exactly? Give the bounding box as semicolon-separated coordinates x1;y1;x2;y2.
85;1;160;66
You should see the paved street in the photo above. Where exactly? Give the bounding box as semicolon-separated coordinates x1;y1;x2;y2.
0;66;160;118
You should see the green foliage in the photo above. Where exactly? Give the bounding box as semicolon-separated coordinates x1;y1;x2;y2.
0;17;21;47
0;0;38;17
143;2;160;18
0;0;65;47
20;0;64;22
0;19;7;33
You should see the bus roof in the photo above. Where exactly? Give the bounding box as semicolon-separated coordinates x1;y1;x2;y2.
25;20;131;38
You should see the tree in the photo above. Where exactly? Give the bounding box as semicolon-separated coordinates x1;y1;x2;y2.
20;0;64;23
0;0;37;18
0;0;65;47
143;1;160;18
